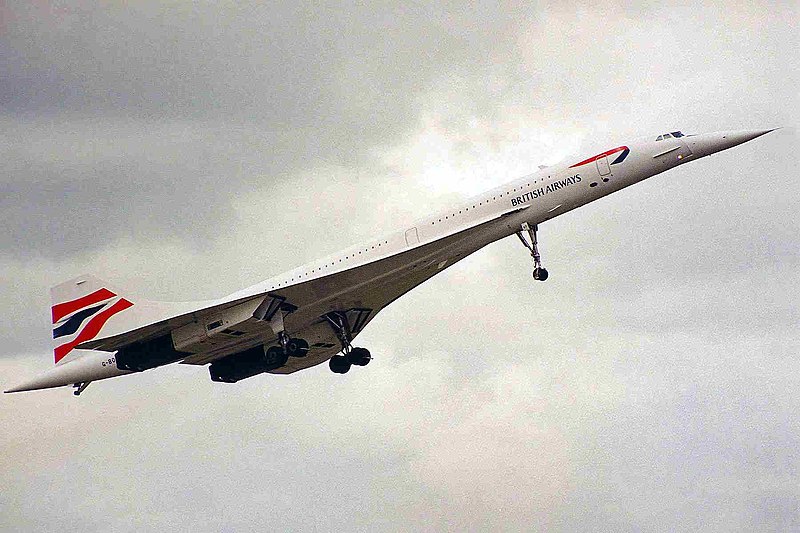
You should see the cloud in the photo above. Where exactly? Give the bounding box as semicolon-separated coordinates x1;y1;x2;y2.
1;1;799;531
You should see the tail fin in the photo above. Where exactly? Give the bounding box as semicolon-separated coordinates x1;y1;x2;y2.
51;274;135;365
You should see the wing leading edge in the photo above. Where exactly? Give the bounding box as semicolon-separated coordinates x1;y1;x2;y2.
77;205;529;372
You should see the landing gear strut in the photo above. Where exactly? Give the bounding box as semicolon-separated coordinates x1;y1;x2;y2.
324;312;372;374
516;222;548;281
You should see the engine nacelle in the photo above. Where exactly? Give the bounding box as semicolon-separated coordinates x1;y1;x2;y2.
209;345;288;383
116;335;189;372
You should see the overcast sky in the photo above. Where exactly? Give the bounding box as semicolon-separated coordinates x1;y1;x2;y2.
1;1;798;531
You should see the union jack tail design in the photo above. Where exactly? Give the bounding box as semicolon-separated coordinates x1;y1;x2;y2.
50;275;135;365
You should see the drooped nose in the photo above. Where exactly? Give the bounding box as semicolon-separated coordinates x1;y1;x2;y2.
688;129;777;158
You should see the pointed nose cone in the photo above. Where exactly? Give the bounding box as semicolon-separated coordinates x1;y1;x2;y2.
688;128;778;158
720;128;777;147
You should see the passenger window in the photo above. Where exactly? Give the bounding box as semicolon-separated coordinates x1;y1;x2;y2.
663;133;672;138
671;131;683;137
656;135;663;141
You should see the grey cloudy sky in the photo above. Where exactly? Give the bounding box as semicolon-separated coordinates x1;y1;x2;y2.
1;1;798;531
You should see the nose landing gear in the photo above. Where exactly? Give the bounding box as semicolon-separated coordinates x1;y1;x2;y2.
516;222;548;281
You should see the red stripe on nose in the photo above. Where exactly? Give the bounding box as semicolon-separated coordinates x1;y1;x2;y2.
569;146;628;168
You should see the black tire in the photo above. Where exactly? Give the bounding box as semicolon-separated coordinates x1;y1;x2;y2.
348;347;372;366
329;355;351;374
286;338;309;358
533;267;549;281
264;346;289;369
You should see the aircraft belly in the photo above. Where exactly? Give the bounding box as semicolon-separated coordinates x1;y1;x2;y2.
82;204;525;362
181;256;439;367
185;215;507;369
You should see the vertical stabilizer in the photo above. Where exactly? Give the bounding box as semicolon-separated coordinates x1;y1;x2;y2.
50;274;136;365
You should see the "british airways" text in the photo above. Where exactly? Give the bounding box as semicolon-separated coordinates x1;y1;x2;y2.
510;174;582;207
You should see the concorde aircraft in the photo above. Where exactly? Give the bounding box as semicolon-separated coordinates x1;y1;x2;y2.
6;128;776;395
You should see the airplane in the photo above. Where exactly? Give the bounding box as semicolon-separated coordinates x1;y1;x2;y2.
5;128;777;396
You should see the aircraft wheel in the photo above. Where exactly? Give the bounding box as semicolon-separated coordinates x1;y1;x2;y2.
286;338;309;358
265;346;289;368
533;267;549;281
329;355;351;374
348;347;372;366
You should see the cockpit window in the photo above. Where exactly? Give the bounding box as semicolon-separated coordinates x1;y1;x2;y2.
656;131;685;141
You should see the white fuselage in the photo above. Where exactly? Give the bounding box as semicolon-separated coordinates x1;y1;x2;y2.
229;135;688;301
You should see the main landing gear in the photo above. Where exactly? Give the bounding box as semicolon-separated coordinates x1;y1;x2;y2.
325;312;372;374
278;332;309;358
262;334;310;371
261;301;310;360
516;222;548;281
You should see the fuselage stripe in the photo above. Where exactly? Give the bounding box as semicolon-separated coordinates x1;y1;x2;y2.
610;147;630;165
569;146;629;168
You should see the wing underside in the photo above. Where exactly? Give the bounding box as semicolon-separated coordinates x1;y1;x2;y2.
181;218;496;369
78;206;523;372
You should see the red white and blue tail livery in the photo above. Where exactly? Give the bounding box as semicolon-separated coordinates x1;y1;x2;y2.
51;280;134;365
